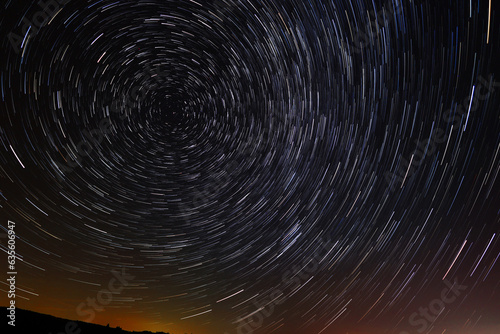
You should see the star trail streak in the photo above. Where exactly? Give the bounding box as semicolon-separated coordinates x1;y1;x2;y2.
0;0;499;333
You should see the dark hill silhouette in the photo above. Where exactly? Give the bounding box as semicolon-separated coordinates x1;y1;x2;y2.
1;307;171;334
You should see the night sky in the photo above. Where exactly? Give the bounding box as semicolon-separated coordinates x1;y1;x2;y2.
1;0;500;333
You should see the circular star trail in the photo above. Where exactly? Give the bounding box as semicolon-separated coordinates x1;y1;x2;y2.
0;0;499;333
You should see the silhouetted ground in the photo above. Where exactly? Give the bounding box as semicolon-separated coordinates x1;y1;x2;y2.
1;307;171;334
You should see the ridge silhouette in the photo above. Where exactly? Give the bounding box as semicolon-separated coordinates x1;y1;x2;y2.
1;307;176;334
